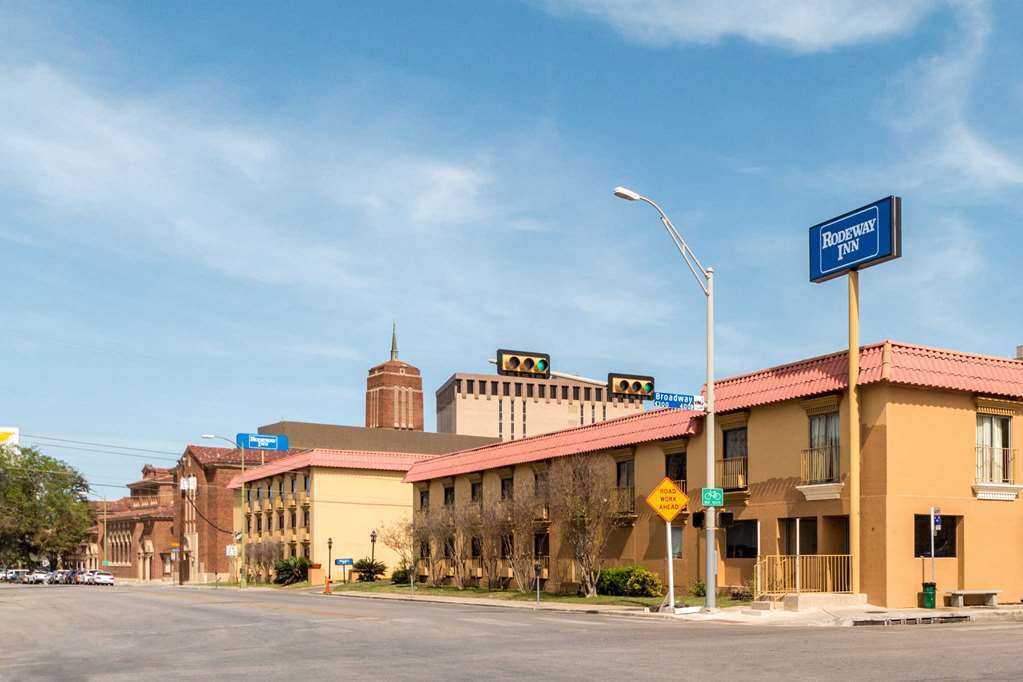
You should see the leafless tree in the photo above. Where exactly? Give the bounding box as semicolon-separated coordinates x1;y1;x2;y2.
506;492;542;592
378;517;414;575
547;454;619;597
476;502;506;590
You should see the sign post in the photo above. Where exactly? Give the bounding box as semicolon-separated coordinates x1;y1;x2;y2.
930;506;941;583
645;478;690;612
809;196;902;596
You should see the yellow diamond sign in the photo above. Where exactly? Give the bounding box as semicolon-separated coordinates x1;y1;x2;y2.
645;477;689;523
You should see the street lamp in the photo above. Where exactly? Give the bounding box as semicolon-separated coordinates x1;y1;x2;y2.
202;433;247;588
327;537;333;585
370;529;378;563
614;186;717;611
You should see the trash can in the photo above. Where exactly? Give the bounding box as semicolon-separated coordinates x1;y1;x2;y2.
922;582;936;609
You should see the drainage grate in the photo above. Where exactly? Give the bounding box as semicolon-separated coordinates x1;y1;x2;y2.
852;615;971;627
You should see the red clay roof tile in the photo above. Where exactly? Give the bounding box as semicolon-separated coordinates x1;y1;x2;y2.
227;448;436;488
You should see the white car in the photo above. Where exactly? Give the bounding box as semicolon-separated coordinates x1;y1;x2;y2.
82;570;98;584
92;571;115;586
7;569;28;583
27;570;50;584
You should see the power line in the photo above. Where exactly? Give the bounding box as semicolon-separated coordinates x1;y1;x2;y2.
22;441;179;463
23;434;180;456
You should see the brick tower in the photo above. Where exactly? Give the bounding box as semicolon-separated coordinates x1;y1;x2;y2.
366;322;424;431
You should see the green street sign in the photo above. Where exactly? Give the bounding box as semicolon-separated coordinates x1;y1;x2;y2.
701;487;724;507
102;560;111;566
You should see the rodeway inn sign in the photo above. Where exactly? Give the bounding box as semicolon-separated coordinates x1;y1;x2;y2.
809;196;902;283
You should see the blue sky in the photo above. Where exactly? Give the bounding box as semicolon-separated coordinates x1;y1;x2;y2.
2;1;1021;493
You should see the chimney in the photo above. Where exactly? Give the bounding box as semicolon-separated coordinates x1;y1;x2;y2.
1016;345;1023;361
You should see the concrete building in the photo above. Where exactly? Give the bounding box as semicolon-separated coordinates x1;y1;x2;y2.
436;371;644;441
228;448;431;584
79;465;177;580
407;340;1023;608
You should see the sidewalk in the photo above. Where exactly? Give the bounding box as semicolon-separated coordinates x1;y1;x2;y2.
325;589;1023;627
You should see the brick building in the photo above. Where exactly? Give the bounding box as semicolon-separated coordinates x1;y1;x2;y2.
79;465;177;580
365;323;424;430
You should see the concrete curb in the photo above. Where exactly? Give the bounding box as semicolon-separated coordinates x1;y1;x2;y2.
322;589;661;617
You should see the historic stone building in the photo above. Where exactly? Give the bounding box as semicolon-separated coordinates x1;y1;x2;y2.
365;323;424;431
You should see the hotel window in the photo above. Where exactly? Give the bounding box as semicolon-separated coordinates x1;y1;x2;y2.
471;537;482;558
726;520;758;558
526;384;534;398
616;459;634;489
533;532;550;558
289;543;296;558
277;512;284;530
595;388;603;402
977;414;1012;483
561;386;569;400
419;541;431;559
550;384;557;399
579;403;583;425
724;427;748;460
266;513;273;531
278;480;284;497
454;379;462;393
246;516;251;533
584;387;591;401
289;510;296;528
290;477;296;494
808;413;839;450
304;475;310;493
467;379;475;394
303;543;310;559
666;453;686;486
671;526;683;558
501;477;514;500
256;487;262;501
256;516;262;533
246;488;251;503
470;481;482;505
419;489;430;511
267;484;273;501
538;385;546;399
444;486;455;507
914;515;958;558
443;537;454;558
302;509;310;527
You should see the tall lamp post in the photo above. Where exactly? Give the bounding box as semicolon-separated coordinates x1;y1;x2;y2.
370;529;378;563
614;186;717;610
327;537;333;590
202;434;247;588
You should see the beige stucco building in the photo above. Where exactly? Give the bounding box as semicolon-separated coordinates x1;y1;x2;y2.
436;372;643;441
408;340;1023;608
229;448;431;584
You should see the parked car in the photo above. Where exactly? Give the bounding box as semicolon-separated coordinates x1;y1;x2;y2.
93;571;115;586
82;570;98;585
26;570;50;584
6;569;28;583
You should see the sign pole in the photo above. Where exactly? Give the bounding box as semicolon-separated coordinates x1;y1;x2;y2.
665;520;675;611
930;506;936;584
849;271;861;595
239;445;246;589
705;267;716;610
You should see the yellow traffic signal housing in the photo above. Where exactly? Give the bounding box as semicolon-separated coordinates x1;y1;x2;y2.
607;373;655;400
496;349;551;378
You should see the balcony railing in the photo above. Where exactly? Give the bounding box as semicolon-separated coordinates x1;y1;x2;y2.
800;446;839;484
754;554;851;598
715;456;748;491
976;446;1016;484
671;479;687;494
613;486;636;514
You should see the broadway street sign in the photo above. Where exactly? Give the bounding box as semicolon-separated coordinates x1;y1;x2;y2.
652;392;705;410
809;196;901;283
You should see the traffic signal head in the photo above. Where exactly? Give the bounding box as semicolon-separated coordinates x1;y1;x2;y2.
717;511;734;528
607;373;655;399
496;349;551;379
692;511;705;529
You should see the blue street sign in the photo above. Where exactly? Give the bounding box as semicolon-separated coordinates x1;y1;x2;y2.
236;433;290;451
335;558;353;566
809;196;901;283
652;392;703;410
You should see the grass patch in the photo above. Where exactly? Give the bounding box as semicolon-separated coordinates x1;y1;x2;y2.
328;581;750;609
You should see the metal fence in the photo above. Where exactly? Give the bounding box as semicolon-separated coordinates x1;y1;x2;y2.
976;446;1016;484
754;554;851;598
800;446;839;484
715;456;748;490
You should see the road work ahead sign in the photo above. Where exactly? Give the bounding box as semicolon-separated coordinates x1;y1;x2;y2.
645;478;689;523
809;196;901;283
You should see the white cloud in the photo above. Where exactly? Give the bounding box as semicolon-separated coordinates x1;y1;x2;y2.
542;0;937;52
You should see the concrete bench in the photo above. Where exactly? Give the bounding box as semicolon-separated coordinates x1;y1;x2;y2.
946;589;1000;607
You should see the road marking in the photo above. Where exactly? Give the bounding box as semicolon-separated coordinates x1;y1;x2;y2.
950;623;1023;632
460;616;529;628
535;616;606;626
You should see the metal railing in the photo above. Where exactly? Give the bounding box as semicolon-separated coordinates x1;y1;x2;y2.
754;554;851;598
715;456;748;490
976;446;1016;484
800;446;839;484
672;479;687;494
613;486;636;514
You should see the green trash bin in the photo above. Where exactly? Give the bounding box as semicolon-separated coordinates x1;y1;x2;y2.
922;582;936;609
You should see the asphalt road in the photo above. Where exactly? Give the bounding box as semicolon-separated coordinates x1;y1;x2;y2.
2;583;1022;681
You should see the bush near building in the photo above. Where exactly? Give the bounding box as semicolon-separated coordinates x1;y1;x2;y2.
597;565;662;597
353;558;386;582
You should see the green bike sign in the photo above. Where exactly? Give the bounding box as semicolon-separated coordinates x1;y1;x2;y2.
701;487;724;507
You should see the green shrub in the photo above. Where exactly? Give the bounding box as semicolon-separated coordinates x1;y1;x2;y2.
691;579;706;597
597;565;662;597
624;567;662;597
274;557;310;585
353;558;387;582
730;581;753;601
391;566;411;585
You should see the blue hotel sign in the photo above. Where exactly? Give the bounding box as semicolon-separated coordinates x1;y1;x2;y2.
809;196;901;283
236;433;290;451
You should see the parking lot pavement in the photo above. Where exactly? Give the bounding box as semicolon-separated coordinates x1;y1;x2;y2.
3;583;1023;680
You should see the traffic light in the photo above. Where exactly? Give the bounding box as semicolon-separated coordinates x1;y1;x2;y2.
607;373;655;400
718;511;734;528
496;349;551;379
692;512;705;528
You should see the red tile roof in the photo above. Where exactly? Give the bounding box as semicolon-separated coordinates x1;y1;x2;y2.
405;408;702;483
713;340;1023;413
183;445;308;467
227;448;436;489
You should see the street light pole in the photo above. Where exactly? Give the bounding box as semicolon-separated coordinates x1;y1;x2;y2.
327;537;333;593
370;529;377;564
614;186;717;610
